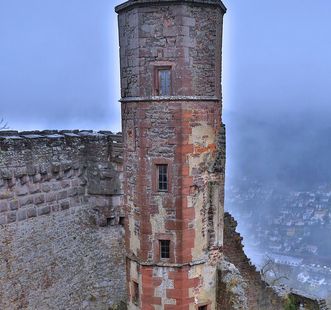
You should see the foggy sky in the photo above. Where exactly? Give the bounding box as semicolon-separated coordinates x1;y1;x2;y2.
223;0;331;185
1;0;331;185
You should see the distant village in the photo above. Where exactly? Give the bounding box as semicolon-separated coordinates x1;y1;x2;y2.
226;178;331;299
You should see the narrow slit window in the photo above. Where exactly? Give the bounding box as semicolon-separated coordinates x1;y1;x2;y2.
158;69;171;96
160;240;170;259
132;281;139;305
157;164;168;192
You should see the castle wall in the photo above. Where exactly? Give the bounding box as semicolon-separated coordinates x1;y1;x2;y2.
0;131;126;309
219;212;285;310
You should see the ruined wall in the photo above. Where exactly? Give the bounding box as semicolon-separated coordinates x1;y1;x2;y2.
0;130;126;310
219;213;327;310
219;212;284;310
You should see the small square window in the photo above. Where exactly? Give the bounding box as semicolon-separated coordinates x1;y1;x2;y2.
160;240;170;259
119;216;125;226
132;281;139;305
155;68;171;96
157;164;168;192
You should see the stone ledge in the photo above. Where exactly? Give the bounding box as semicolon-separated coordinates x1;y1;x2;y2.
120;95;220;102
126;253;208;267
0;130;122;140
115;0;227;14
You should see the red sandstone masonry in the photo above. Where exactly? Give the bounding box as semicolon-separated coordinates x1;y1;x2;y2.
117;0;226;308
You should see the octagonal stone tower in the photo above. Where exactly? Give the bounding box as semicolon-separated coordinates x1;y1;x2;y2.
115;1;226;309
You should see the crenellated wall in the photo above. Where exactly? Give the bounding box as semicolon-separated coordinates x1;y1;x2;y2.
0;130;127;310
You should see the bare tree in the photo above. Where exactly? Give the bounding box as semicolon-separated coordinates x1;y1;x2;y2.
0;118;8;130
260;256;289;286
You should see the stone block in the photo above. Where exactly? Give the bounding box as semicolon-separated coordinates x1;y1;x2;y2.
0;190;14;200
26;165;37;176
20;175;29;185
60;201;70;211
28;183;40;194
61;180;71;188
57;190;68;201
20;196;33;206
17;209;27;221
51;204;60;212
41;184;51;192
1;169;12;180
14;167;27;178
51;163;61;173
46;192;56;203
7;211;16;223
39;163;49;175
27;207;37;218
7;178;16;188
38;205;51;216
51;182;62;191
0;201;8;213
67;187;78;197
0;215;6;225
9;200;19;210
34;194;45;205
33;173;42;183
16;185;29;196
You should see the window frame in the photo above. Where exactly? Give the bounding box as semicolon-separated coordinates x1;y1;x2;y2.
152;159;172;194
154;66;172;96
156;164;168;192
132;280;140;305
154;233;174;263
159;239;171;259
195;303;211;310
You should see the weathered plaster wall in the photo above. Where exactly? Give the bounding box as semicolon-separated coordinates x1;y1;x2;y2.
0;131;126;309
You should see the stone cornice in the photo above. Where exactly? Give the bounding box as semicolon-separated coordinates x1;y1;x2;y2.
120;95;221;102
126;253;207;268
115;0;227;14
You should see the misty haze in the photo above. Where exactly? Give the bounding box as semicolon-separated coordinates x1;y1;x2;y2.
1;0;331;306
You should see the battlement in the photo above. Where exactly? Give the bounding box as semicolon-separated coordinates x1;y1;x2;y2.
0;130;124;225
0;129;123;155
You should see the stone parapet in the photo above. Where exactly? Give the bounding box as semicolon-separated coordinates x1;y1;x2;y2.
0;130;124;225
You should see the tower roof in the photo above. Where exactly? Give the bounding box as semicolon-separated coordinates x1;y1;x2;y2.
115;0;227;14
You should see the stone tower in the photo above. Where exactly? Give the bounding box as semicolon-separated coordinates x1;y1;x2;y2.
116;0;226;309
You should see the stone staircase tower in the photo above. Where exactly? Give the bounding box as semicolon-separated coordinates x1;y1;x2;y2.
116;1;226;309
